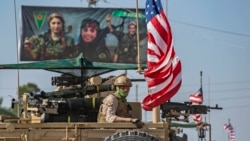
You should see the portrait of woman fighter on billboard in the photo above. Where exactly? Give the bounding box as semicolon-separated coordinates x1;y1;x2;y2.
23;13;75;61
106;14;147;64
73;18;111;62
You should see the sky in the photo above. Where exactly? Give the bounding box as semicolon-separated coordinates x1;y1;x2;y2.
0;0;250;141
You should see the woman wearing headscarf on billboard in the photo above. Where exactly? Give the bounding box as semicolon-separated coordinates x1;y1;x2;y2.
23;13;75;61
73;18;111;62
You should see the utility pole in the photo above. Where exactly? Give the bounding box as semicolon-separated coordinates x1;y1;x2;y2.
135;84;138;102
14;0;20;118
135;0;142;73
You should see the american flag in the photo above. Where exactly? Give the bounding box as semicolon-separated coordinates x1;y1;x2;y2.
189;88;203;127
142;0;182;110
224;123;236;141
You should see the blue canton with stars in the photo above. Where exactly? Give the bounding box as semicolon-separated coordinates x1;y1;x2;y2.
145;0;163;23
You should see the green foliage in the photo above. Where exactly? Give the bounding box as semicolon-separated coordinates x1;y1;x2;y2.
13;82;41;116
18;82;40;98
0;82;40;117
0;97;2;106
0;107;16;116
0;97;16;116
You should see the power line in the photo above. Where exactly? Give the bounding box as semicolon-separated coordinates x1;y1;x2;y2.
223;104;250;110
180;80;250;88
178;87;250;96
204;80;250;86
205;95;250;102
208;87;250;93
170;19;250;38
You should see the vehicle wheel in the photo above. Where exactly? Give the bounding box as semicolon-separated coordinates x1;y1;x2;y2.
104;130;159;141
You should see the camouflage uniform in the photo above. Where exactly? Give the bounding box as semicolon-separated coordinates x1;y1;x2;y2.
112;31;147;63
74;37;111;62
118;33;137;63
97;94;132;123
74;18;111;62
24;33;75;60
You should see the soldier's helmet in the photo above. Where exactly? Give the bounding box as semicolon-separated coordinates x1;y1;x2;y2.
114;75;132;87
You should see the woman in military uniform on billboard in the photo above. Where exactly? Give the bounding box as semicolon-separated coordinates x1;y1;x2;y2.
23;13;75;61
73;18;111;62
105;14;147;64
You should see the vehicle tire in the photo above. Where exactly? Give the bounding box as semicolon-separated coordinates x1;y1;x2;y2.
104;130;159;141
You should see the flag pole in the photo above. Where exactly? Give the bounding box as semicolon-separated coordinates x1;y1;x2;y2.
228;118;230;141
152;69;160;123
152;0;167;123
200;71;212;141
14;0;20;118
152;0;170;123
200;71;202;89
152;0;172;123
201;70;211;141
135;0;143;73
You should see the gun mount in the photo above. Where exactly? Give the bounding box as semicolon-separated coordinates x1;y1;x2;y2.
161;102;223;122
51;74;113;86
38;84;114;98
11;73;119;123
19;93;105;123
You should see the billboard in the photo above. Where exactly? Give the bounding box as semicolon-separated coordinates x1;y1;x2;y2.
20;6;147;64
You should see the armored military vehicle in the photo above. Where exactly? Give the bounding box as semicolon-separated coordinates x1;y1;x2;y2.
0;54;222;141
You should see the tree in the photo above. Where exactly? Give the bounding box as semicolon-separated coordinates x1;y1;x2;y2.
0;97;16;116
18;82;40;98
11;82;41;116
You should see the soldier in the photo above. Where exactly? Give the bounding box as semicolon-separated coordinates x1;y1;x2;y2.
106;14;147;63
74;18;111;62
23;13;75;61
97;74;143;128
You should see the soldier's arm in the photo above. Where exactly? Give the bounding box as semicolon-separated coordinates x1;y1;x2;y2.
114;116;132;122
105;14;123;38
104;95;118;122
24;36;42;60
24;43;37;60
104;95;132;122
106;14;114;33
139;32;148;40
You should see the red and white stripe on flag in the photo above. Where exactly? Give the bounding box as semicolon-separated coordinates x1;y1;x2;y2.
142;0;182;111
189;88;203;127
224;123;236;141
